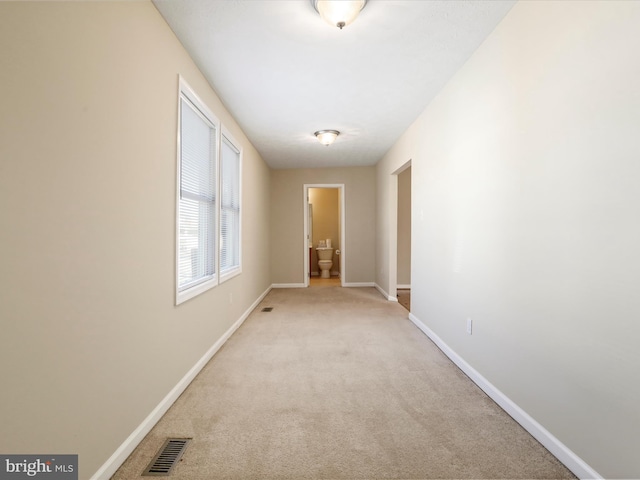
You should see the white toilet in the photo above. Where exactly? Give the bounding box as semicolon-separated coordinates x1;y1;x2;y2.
316;247;334;278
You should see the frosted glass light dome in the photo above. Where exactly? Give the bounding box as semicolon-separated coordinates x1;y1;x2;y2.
313;0;367;30
314;130;340;146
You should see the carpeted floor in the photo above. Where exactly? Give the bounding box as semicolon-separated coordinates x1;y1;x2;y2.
309;276;341;287
112;287;575;479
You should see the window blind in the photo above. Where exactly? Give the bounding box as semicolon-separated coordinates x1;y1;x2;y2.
220;135;240;273
178;97;217;290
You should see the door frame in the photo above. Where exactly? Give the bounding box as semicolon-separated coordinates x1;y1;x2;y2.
390;160;412;299
303;184;346;287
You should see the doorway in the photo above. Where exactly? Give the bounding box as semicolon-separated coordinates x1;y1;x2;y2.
393;161;411;309
303;184;345;287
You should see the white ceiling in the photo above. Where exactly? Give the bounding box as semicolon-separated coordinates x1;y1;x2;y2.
152;0;515;169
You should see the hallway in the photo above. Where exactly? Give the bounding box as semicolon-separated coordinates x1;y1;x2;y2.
113;287;573;479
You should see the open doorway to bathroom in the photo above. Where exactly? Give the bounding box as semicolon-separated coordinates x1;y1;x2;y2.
303;184;345;287
396;163;411;310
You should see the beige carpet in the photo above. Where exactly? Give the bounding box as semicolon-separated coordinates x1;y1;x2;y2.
309;277;342;287
112;287;575;479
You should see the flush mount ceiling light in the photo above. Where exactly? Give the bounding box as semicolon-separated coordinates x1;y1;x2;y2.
311;0;368;30
314;130;340;146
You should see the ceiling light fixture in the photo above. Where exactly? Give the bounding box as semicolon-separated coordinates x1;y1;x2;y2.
314;130;340;146
311;0;368;30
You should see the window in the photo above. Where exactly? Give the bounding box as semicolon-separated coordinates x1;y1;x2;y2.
220;130;242;281
176;80;220;304
175;79;243;304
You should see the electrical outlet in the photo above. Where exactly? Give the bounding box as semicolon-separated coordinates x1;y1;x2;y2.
466;318;472;335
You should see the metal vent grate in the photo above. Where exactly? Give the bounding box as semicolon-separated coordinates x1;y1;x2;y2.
261;307;273;312
142;438;191;476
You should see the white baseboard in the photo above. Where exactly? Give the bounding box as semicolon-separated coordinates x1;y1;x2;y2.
397;284;411;289
91;285;273;480
407;312;602;480
271;283;306;288
375;283;398;302
342;282;374;288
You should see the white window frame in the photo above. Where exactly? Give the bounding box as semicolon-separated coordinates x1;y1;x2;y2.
176;77;221;305
219;127;243;283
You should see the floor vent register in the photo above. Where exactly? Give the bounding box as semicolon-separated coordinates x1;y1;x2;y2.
142;438;191;476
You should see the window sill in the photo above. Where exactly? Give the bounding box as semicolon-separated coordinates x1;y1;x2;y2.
176;276;217;305
220;266;241;284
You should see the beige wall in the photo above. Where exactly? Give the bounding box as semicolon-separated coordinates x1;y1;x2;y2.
309;188;341;276
397;167;411;286
271;167;375;285
0;2;271;478
376;1;640;478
